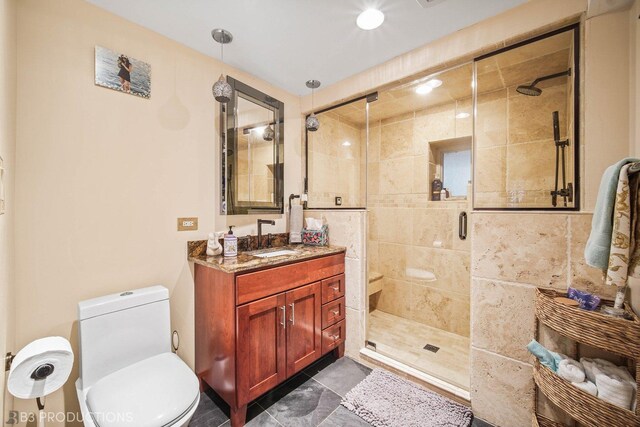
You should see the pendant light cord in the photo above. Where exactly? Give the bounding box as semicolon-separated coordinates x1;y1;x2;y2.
220;42;224;74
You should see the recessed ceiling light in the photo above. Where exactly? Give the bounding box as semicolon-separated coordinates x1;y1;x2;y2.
415;84;433;95
426;79;442;88
357;9;385;30
342;141;352;147
456;112;470;119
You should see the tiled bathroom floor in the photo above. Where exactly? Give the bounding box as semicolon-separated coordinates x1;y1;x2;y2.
368;310;471;391
190;353;491;427
189;355;373;427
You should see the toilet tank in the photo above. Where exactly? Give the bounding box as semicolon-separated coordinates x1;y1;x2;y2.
77;286;171;389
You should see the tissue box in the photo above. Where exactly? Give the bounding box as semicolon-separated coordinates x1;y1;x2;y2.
302;225;329;246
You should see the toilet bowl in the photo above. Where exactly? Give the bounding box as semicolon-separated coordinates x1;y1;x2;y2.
75;286;200;427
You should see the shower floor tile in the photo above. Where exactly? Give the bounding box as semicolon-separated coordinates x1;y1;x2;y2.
368;309;470;391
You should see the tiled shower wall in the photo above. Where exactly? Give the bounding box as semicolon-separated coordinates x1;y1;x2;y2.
475;82;570;208
367;102;472;337
470;211;615;427
306;111;365;208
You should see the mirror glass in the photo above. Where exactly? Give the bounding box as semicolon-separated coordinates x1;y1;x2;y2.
221;77;284;215
473;26;578;209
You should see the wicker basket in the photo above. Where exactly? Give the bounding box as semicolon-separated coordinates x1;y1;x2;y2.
533;414;567;427
534;288;640;427
535;288;640;358
534;360;640;427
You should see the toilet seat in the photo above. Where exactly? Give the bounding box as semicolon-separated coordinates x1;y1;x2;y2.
86;352;199;427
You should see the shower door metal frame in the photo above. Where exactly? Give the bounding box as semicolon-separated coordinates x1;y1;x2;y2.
471;23;581;211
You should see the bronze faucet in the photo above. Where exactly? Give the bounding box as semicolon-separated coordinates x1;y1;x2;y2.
257;219;275;249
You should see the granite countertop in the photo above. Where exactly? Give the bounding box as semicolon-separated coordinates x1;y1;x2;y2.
188;244;346;274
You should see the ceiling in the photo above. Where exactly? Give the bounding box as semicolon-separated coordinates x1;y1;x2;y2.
84;0;527;95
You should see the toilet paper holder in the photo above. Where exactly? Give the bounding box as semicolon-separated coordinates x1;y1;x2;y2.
5;351;63;411
5;352;14;372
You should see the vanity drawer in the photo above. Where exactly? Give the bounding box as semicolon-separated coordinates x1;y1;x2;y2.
321;297;345;329
321;274;345;304
322;319;346;353
236;253;345;305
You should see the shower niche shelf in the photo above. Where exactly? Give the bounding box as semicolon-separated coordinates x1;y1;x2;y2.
533;288;640;427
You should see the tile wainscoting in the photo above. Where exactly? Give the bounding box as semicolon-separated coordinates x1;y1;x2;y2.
304;209;613;427
303;210;367;360
470;211;614;427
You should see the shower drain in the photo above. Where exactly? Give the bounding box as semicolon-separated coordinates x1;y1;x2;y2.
423;344;440;353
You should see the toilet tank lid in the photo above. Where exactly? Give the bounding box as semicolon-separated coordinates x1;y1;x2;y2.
78;285;169;320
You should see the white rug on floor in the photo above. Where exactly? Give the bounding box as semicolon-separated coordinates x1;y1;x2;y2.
342;369;473;427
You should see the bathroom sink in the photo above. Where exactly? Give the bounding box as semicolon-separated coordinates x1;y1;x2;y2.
252;249;299;258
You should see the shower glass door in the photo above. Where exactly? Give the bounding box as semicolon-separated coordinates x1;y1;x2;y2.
365;64;473;391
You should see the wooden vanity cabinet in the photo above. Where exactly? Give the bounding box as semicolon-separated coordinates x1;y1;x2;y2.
194;252;345;427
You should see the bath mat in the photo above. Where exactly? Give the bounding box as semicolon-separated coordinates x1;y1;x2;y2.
342;369;473;427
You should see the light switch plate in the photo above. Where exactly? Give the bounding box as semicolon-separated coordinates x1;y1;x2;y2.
177;217;198;231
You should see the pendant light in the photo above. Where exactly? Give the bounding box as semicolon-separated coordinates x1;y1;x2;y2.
211;29;233;103
305;80;321;132
263;124;275;141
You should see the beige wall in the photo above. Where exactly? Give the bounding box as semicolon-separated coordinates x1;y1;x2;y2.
583;8;632;209
0;0;16;422
13;0;300;423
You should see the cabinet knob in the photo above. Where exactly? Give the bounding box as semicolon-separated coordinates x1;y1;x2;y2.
331;309;340;316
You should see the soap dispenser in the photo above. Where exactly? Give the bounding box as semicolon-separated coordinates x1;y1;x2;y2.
224;226;238;257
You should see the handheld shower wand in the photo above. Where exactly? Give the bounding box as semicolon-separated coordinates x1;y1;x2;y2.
550;111;572;207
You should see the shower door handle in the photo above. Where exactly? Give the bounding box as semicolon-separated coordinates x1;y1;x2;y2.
459;211;467;240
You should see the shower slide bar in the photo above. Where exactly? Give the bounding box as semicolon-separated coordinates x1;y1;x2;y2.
550;110;573;207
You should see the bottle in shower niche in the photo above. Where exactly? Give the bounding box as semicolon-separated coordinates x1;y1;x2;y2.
432;177;443;201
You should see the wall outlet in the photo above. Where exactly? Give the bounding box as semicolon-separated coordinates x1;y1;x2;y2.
335;196;342;206
177;217;198;231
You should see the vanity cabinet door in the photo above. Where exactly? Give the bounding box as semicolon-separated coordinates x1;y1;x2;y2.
285;282;322;376
236;293;287;404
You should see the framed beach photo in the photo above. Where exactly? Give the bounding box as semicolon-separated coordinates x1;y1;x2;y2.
95;46;151;99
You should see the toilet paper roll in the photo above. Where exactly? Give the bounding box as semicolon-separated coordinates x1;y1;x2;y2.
8;336;74;399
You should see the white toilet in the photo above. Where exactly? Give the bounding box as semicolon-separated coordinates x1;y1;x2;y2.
75;286;200;427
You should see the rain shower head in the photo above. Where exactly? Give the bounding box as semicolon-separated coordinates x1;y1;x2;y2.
516;85;542;96
516;69;572;97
